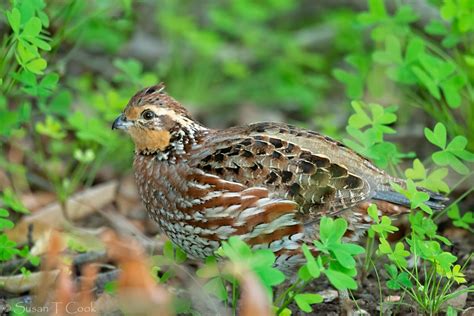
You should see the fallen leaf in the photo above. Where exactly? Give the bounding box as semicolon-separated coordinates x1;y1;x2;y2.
317;289;338;302
7;181;118;243
21;192;56;212
229;264;272;316
0;270;60;294
103;231;172;316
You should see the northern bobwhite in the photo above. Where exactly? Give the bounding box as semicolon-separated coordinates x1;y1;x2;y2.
112;83;446;271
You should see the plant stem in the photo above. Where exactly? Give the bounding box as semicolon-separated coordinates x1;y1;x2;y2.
434;186;474;221
232;278;237;316
371;261;384;316
364;235;375;273
275;280;305;315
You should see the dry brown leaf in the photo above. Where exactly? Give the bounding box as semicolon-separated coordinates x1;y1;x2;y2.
233;266;272;316
36;230;65;305
384;295;401;303
7;181;118;243
317;289;338;302
0;270;60;294
103;231;172;316
21;191;56;212
442;285;468;311
37;232;100;316
115;174;142;216
78;264;99;316
54;266;76;316
98;209;156;248
0;168;12;190
93;293;119;315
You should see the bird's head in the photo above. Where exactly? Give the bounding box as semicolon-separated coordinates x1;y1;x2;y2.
112;83;200;154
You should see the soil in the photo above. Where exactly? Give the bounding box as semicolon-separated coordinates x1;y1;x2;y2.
293;230;474;315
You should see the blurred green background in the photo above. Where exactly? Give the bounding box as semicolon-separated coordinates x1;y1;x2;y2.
0;3;473;312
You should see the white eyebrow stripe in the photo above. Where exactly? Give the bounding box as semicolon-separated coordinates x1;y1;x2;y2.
147;107;200;128
152;108;175;116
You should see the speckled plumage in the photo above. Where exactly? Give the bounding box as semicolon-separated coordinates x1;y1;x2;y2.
113;83;447;272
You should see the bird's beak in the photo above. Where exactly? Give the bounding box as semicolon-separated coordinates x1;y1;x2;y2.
112;115;133;130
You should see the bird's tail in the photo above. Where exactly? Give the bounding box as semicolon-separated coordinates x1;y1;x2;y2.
373;188;449;211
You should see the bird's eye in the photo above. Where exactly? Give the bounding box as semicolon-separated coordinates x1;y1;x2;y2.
142;110;155;120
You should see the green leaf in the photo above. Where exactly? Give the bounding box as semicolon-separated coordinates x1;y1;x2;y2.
220;236;252;261
1;188;29;214
394;5;418;24
0;208;15;230
447;136;474;161
331;245;356;269
448;205;473;230
175;246;187;263
397;272;413;288
371;216;399;236
367;204;379;222
332;243;365;269
35;116;66;139
373;35;403;65
298;265;312;282
0;234;19;261
25;58;47;75
393;179;431;214
368;0;387;19
302;244;320;278
437;252;457;274
333;69;364;99
424;123;447;149
163;240;174;260
253;253;285;287
425;20;448;35
113;58;144;85
39;73;59;93
219;237;284;292
421;53;455;81
324;268;357;290
294;293;323;312
423;168;450;193
378;237;392;254
465;54;474;66
7;8;21;34
385;263;412;290
104;280;117;294
348;101;372;128
412;66;440;99
446;264;467;284
390;242;410;268
387;270;412;289
331;218;347;242
440;77;462;108
405;159;426;180
405;37;425;63
433;151;469;174
27;36;51;51
432;151;452;165
22;17;42;37
440;0;456;20
48;90;72;115
447;205;461;220
204;277;228;301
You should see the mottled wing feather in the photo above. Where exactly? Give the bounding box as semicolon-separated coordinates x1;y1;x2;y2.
190;133;371;220
213;122;401;190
